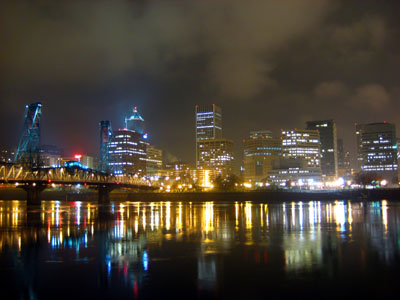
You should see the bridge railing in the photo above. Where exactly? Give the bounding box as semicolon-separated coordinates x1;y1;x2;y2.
0;163;153;187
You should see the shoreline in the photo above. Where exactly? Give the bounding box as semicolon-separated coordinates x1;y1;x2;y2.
1;187;399;202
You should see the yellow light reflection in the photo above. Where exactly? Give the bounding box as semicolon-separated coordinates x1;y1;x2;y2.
166;202;171;230
204;202;214;233
245;202;252;229
382;200;388;233
235;202;239;228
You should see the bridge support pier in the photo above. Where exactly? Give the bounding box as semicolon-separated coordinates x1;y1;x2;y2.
98;184;114;204
22;183;47;205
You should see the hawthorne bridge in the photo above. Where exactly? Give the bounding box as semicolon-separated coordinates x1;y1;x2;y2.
0;102;156;204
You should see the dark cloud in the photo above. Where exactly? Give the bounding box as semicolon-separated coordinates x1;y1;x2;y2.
1;0;400;169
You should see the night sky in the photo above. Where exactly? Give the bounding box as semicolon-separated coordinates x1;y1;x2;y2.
1;0;399;168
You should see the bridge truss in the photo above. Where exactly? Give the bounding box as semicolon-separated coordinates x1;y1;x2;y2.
0;163;151;187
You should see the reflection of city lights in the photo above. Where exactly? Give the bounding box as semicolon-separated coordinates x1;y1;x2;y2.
299;202;303;229
235;202;239;228
291;202;295;227
347;201;353;229
1;198;398;281
245;202;252;229
204;202;214;233
166;202;171;230
334;201;346;231
177;202;183;231
382;200;388;232
142;251;149;271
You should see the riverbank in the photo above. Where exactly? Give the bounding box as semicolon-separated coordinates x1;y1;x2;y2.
1;187;400;202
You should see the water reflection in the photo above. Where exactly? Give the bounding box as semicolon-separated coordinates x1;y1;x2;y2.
1;199;400;299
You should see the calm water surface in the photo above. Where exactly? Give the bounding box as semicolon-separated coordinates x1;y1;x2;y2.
1;199;400;299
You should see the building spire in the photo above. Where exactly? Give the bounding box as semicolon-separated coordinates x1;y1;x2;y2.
125;106;145;133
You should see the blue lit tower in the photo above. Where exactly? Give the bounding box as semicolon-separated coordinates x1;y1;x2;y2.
125;106;145;134
14;102;42;168
108;106;148;176
99;120;113;173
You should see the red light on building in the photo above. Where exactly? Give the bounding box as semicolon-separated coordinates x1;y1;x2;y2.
74;154;82;162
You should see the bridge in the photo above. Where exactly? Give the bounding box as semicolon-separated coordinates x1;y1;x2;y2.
2;102;157;204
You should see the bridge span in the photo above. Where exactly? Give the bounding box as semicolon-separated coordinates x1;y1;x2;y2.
0;163;157;204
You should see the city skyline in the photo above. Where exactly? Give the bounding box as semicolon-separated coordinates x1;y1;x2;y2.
1;1;400;165
1;101;398;171
2;2;400;299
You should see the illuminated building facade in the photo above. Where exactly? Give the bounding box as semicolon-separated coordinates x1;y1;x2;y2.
197;138;234;177
355;124;365;172
267;167;322;187
266;158;321;186
145;145;163;176
108;129;147;175
81;155;94;169
337;138;351;177
249;130;273;139
306;120;337;178
355;122;398;180
195;104;222;167
281;129;321;168
243;130;282;182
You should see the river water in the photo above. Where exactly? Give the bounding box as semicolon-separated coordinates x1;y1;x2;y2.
0;199;399;299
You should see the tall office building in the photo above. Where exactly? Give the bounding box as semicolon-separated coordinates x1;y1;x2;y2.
109;107;148;175
243;131;281;182
306;120;338;178
146;145;163;176
108;129;147;175
355;122;397;180
195;104;222;167
337;138;350;177
281;129;321;168
197;138;234;177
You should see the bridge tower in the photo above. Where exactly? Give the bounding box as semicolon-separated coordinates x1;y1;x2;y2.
14;102;42;168
99;120;112;173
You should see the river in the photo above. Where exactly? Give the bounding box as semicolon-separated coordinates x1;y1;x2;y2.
0;199;399;299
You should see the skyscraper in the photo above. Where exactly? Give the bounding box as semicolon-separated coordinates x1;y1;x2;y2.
99;120;112;172
306;120;338;178
195;104;222;167
281;129;321;168
355;122;398;180
108;129;147;175
243;131;281;182
145;145;163;176
337;138;350;177
125;106;145;134
108;106;148;176
355;123;366;172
